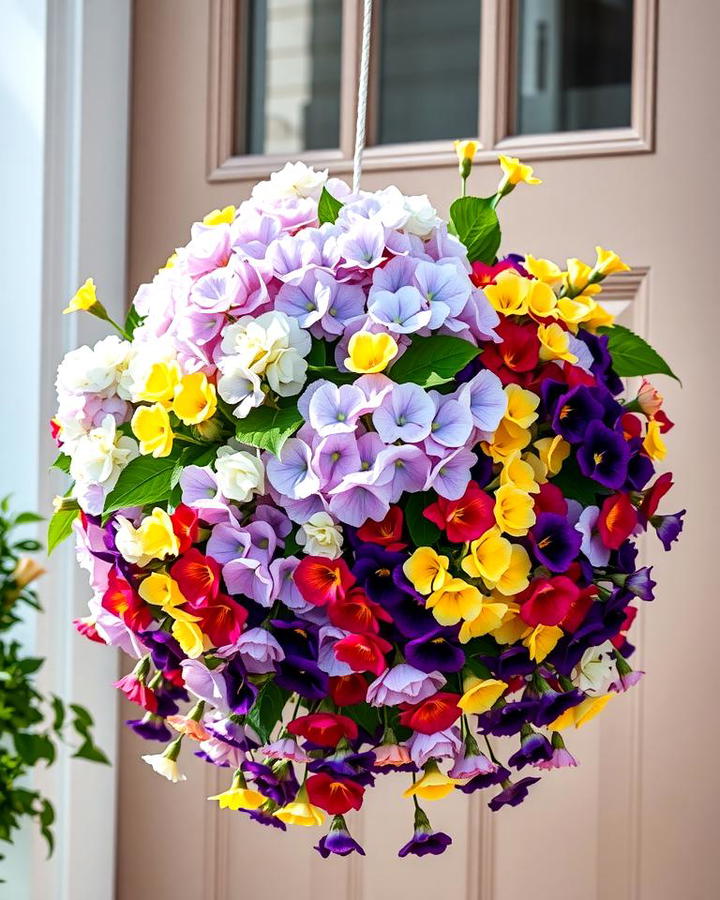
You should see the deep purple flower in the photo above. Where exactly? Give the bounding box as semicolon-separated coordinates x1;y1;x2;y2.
309;750;377;786
315;815;366;858
626;451;655;491
651;510;685;550
624;566;656;601
126;713;171;742
243;760;299;806
550;385;604;444
398;808;452;857
404;629;465;673
246;808;286;830
270;618;319;660
577;420;631;489
352;544;409;608
138;628;185;673
531;685;584;728
488;776;541;811
477;699;540;737
480;645;535;680
223;657;259;714
458;765;510;793
576;330;623;395
154;688;185;718
529;512;583;572
274;656;329;699
508;729;554;770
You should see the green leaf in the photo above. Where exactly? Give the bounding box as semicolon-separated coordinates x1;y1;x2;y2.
344;702;381;737
598;324;680;383
13;733;55;766
449;195;501;264
235;404;304;456
551;456;605;506
317;187;343;225
245;682;288;744
404;491;441;547
73;739;110;765
17;657;44;675
306;338;327;367
69;703;94;732
15;511;45;524
47;507;79;554
307;365;356;386
389;334;481;387
50;695;65;733
463;658;492;680
39;799;55;857
124;304;145;337
51;453;71;474
103;447;185;516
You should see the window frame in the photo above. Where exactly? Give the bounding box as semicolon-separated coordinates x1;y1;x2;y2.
207;0;657;183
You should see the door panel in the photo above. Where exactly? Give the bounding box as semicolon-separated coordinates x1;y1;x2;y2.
119;1;720;898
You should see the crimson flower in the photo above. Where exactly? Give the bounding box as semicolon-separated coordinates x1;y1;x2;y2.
189;592;248;648
294;556;356;607
398;692;461;735
423;481;495;543
598;493;637;550
102;568;153;632
113;672;157;713
328;586;393;635
306;773;365;814
520;576;579;627
356;506;406;550
170;503;199;553
287;712;359;747
329;674;368;707
333;632;393;676
170;548;221;603
640;472;673;519
481;317;540;379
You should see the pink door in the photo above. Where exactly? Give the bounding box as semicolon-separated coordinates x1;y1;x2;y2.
117;2;719;897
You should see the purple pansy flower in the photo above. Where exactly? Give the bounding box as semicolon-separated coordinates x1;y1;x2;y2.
488;777;541;811
577;420;630;489
398;808;452;858
529;512;583;572
315;815;366;858
651;510;685;550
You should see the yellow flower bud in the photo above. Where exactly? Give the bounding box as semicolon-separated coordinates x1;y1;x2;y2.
498;155;541;188
593;246;630;277
202;205;236;227
63;277;106;318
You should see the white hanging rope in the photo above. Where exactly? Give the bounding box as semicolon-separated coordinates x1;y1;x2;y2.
352;0;373;194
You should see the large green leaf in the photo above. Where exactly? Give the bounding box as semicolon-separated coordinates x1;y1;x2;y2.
317;187;343;225
449;195;501;264
598;324;680;383
124;304;145;337
51;453;71;474
551;456;605;506
245;682;288;744
404;491;442;547
344;702;382;737
103;447;186;516
389;334;481;387
47;507;79;554
235;404;304;456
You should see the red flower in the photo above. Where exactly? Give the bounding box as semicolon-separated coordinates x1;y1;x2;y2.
328;586;392;635
113;672;157;713
306;773;365;814
653;410;674;433
329;674;368;706
533;482;568;517
49;417;62;445
72;616;106;644
598;494;637;550
333;632;393;676
640;472;673;519
102;568;153;632
398;692;461;735
520;576;579;627
481;318;540;379
423;481;495;543
356;506;406;550
470;259;518;288
170;549;221;603
287;712;358;747
620;413;642;441
561;584;596;633
189;592;248;648
294;556;356;607
171;504;199;554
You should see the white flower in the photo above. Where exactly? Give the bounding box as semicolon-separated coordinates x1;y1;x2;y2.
215;446;265;503
141;753;187;783
217;359;265;418
265;348;308;397
117;337;178;402
573;641;617;695
56;334;131;397
251;161;328;202
69;415;138;498
297;512;344;559
402;194;443;238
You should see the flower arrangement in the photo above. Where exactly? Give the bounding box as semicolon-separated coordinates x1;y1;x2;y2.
51;149;683;858
0;500;106;868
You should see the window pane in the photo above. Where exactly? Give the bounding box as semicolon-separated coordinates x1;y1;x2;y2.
376;0;481;145
237;0;343;156
514;0;633;135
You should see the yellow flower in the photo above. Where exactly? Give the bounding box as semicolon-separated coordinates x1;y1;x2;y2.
482;418;531;463
522;451;548;485
556;294;597;327
643;419;667;461
160;251;178;271
504;384;540;428
209;786;266;811
202;205;236;226
458;677;507;714
483;271;529;316
498;155;541;186
593;246;630;277
548;694;613;731
173;372;217;426
403;761;458;801
488;544;532;596
458;598;509;642
582;303;615;331
500;451;539;494
115;507;180;567
537;322;578;363
565;258;593;294
493;484;535;537
172;617;206;659
461;527;512;584
535;435;570;475
426;578;484;626
274;798;325;827
490;601;528;644
345;331;398;374
63;277;103;315
523;624;564;662
526;280;558;318
403;547;450;595
524;255;564;287
138;572;187;612
132;403;174;458
454;139;478;162
135;360;181;407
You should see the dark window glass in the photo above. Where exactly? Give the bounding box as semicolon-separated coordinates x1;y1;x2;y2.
514;0;633;135
376;0;481;145
236;0;343;155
